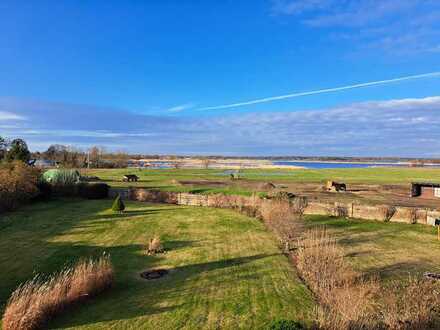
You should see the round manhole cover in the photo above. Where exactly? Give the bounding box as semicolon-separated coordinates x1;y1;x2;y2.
140;269;169;280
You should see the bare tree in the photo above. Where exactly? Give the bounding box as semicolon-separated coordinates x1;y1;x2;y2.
201;158;211;169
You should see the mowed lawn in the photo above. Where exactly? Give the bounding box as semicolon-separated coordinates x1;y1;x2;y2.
0;199;314;329
305;215;440;280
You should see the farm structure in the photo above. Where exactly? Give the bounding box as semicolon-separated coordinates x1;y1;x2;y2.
324;180;347;192
123;174;139;182
411;182;440;199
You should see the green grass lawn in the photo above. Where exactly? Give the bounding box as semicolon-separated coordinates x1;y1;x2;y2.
0;199;314;329
305;215;440;280
84;167;440;196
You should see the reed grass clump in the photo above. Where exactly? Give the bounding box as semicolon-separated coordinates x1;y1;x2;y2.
2;255;113;330
147;236;164;255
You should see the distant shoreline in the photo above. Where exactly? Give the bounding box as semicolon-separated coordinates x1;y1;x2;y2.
273;160;409;165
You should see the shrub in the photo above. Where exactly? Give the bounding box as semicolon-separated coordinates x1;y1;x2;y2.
296;228;354;294
408;208;418;224
78;183;109;199
324;204;348;218
334;205;348;218
112;194;125;213
260;199;303;252
290;196;308;217
296;228;378;329
268;319;305;330
270;191;296;201
131;189;177;204
0;161;40;212
33;180;53;201
2;255;113;330
5;138;31;163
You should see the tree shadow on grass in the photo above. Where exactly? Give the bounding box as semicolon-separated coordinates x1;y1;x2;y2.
364;261;439;280
77;207;184;223
47;249;274;329
163;239;202;251
1;199;280;328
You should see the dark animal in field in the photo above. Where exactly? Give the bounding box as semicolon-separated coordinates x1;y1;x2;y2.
324;180;347;192
123;174;139;182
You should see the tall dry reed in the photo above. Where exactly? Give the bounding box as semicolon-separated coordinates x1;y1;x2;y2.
2;254;113;330
296;228;379;329
260;198;305;252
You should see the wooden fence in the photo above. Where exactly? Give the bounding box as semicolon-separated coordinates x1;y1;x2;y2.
109;187;440;226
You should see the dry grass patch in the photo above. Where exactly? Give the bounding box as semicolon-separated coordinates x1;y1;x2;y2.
381;277;440;330
2;254;113;330
296;227;440;329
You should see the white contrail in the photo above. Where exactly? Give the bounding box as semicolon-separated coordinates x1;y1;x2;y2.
197;71;440;111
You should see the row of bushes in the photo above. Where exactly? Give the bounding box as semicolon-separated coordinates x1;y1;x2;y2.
39;182;109;200
0;163;109;213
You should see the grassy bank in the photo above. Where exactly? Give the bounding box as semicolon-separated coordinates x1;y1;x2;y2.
85;167;440;194
0;199;313;329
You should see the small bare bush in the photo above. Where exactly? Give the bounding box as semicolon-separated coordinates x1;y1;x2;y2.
147;236;164;255
238;192;261;218
290;196;308;217
131;189;177;204
408;208;418;224
2;255;113;330
325;204;348;218
335;205;349;218
379;205;397;222
208;194;236;209
260;199;303;252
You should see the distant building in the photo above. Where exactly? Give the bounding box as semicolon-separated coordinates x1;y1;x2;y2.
34;159;56;168
411;182;440;199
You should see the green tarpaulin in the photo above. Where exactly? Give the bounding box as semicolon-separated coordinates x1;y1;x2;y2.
42;169;81;185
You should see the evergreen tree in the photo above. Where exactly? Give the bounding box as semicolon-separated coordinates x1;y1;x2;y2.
0;136;7;161
6;138;31;163
112;194;125;213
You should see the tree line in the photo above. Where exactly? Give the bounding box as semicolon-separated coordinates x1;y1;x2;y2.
0;136;129;168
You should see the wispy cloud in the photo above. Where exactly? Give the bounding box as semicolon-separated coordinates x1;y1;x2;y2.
166;103;194;112
0;111;26;121
272;0;440;55
197;72;440;111
1;96;440;157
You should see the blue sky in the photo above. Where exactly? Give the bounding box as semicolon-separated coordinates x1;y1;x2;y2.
1;0;440;156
